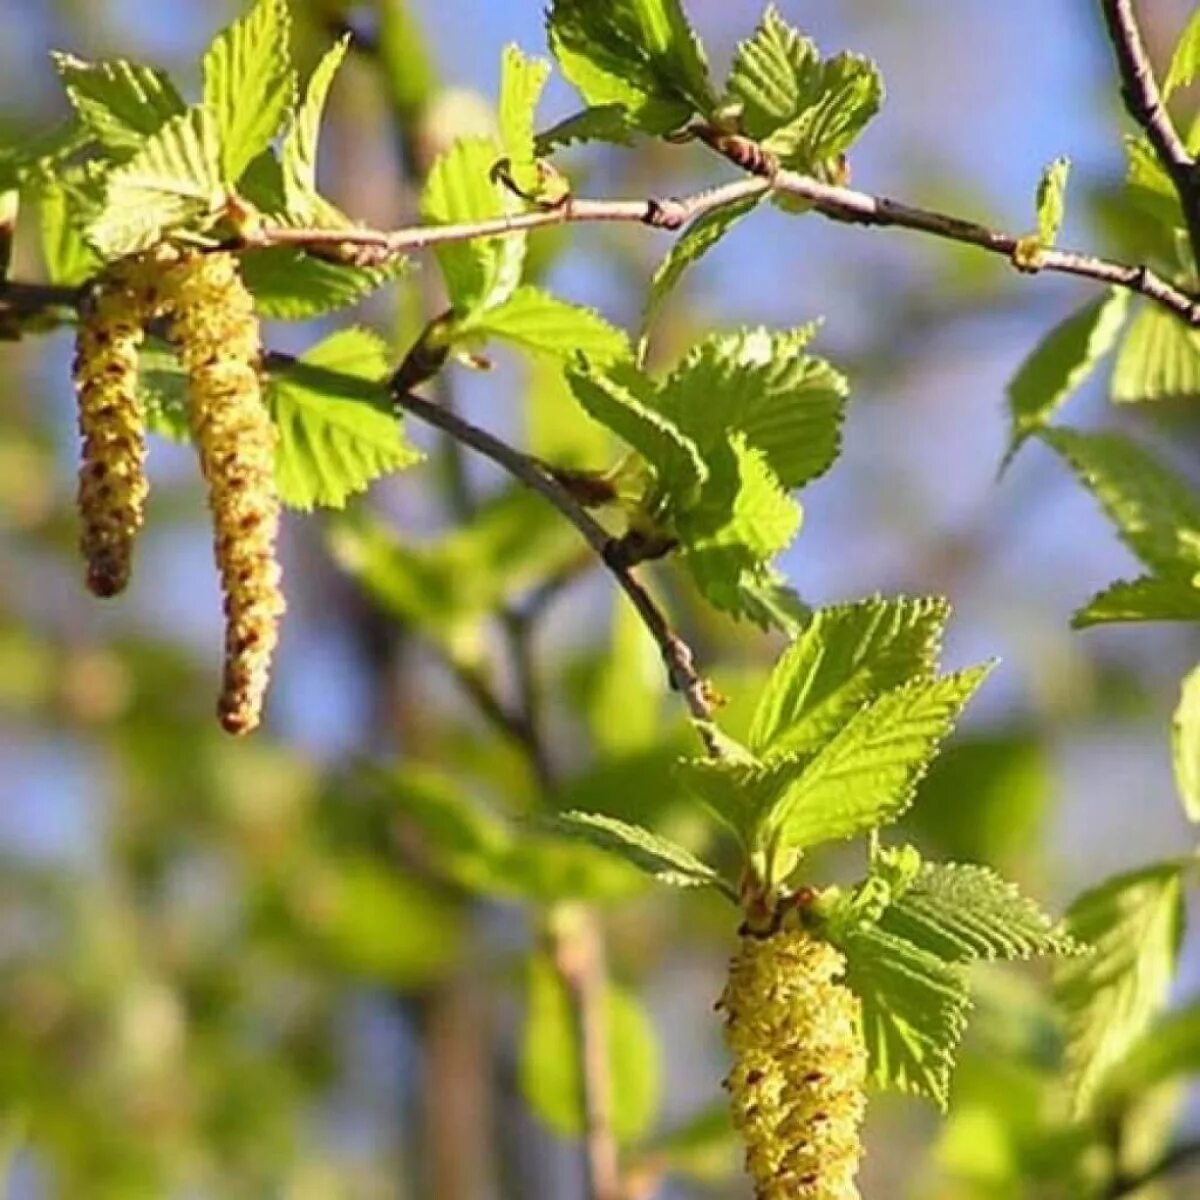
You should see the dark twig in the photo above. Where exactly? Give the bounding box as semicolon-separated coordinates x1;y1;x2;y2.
1099;0;1200;266
1103;1137;1200;1198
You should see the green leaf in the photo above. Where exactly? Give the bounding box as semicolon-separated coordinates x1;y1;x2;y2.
455;286;629;362
677;435;802;619
674;744;785;843
38;180;100;286
1054;863;1185;1114
1103;1000;1200;1100
1004;290;1128;458
268;329;422;510
202;0;295;183
749;595;950;758
878;863;1074;963
421;135;524;313
637;1104;737;1184
1163;7;1200;97
238;247;406;318
1041;427;1200;576
658;326;847;490
1034;156;1070;247
546;0;714;135
540;812;734;898
281;35;349;221
565;361;706;504
1111;303;1200;403
137;344;190;442
499;43;551;193
86;106;223;258
1173;664;1200;822
759;665;992;855
640;194;762;348
521;951;660;1144
1072;574;1200;627
535;104;635;153
0;121;89;192
725;6;882;170
839;924;971;1109
51;53;185;154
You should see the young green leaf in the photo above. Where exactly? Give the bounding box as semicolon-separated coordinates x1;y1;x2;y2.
51;54;185;154
748;595;950;758
1004;290;1128;460
1072;575;1200;628
839;924;971;1109
658;326;847;490
281;35;350;222
1053;862;1185;1114
1041;427;1200;576
1111;303;1200;404
758;664;992;855
640;194;762;350
877;863;1075;963
454;286;629;363
521;952;661;1144
1163;7;1200;97
421;136;524;313
546;0;714;135
86;106;223;258
565;360;707;504
202;0;296;183
535;103;635;153
238;247;407;319
1173;664;1200;822
1034;156;1070;248
725;6;882;171
268;328;422;510
38;180;101;286
1101;999;1200;1101
498;44;552;196
540;811;734;898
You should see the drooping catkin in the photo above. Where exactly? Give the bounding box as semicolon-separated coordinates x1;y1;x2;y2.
159;251;283;735
74;255;159;596
718;926;867;1200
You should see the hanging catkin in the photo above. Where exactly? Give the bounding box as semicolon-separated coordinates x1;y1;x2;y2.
718;926;867;1200
74;255;159;597
159;250;284;735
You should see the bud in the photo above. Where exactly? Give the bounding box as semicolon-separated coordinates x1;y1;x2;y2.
159;251;283;735
74;255;159;596
719;927;867;1200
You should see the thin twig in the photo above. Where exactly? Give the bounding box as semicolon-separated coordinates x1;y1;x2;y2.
1103;1136;1200;1198
1099;0;1200;264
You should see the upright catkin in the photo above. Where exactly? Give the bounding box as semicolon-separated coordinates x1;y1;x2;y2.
159;251;284;735
719;926;867;1200
74;255;159;596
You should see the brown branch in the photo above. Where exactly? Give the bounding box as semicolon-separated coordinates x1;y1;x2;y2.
1100;0;1200;264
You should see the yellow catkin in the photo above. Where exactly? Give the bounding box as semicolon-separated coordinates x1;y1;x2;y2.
74;255;159;596
158;251;284;735
718;926;867;1200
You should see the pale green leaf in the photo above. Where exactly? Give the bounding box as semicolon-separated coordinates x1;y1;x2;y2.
1103;1000;1200;1100
840;924;971;1109
1173;663;1200;822
535;104;635;153
421;135;524;313
1111;303;1200;403
640;194;761;351
1041;427;1200;575
281;35;349;221
38;180;100;285
761;665;992;854
878;863;1074;963
268;328;422;510
658;325;847;490
239;247;407;318
456;286;629;362
541;812;734;898
1034;156;1070;247
51;53;185;154
579;598;662;757
1072;574;1200;627
499;43;551;185
637;1104;737;1184
1125;135;1184;229
0;121;89;191
521;952;660;1144
202;0;295;182
733;570;811;637
546;0;714;135
565;361;706;503
1054;863;1185;1114
86;106;223;258
1164;8;1200;97
749;595;950;758
1004;290;1128;457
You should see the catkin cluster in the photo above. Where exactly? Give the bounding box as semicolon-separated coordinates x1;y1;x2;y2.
74;255;159;597
718;926;867;1200
71;248;283;734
